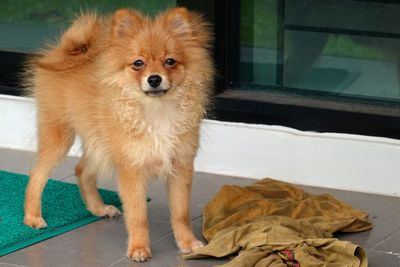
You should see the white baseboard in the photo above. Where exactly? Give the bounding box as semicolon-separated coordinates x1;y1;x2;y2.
1;95;399;196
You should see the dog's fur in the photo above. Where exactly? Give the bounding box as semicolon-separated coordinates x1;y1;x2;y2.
23;7;214;261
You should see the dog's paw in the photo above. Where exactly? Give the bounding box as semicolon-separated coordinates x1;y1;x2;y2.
178;239;205;254
102;205;122;217
127;245;152;262
23;215;47;229
90;205;121;217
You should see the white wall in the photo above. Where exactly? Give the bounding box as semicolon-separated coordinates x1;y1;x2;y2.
1;95;399;196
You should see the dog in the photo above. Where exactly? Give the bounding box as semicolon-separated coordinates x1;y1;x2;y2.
23;7;214;261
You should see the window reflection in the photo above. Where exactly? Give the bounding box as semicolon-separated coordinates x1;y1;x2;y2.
239;0;400;103
0;0;175;52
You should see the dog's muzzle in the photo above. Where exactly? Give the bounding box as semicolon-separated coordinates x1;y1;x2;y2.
143;74;169;97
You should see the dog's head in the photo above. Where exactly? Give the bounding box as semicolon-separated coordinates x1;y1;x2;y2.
104;7;213;99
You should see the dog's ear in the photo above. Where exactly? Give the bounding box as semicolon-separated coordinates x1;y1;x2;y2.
112;9;143;39
165;7;213;48
165;7;192;37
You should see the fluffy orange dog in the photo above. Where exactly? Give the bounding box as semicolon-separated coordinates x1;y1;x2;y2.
23;7;214;261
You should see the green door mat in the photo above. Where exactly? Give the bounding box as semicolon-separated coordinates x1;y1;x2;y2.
0;170;122;257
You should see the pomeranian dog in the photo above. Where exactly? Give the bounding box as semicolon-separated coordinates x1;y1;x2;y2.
23;7;214;261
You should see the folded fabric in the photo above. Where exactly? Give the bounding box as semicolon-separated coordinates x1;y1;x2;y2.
184;178;372;267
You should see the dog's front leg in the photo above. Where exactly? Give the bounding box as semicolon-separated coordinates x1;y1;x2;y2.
118;167;151;262
168;161;204;254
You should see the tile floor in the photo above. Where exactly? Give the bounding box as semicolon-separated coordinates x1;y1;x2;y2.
0;148;399;267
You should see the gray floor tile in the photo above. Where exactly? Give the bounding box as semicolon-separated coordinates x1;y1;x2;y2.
367;250;400;267
0;148;78;180
54;157;80;180
0;263;28;267
109;218;229;267
1;217;171;267
373;229;400;254
0;148;33;175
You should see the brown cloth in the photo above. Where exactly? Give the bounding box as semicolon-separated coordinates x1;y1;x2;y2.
184;179;372;267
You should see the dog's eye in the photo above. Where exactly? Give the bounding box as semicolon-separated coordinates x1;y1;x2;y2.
132;60;144;69
164;58;176;66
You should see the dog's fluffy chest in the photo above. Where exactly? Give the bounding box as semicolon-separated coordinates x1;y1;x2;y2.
119;99;185;175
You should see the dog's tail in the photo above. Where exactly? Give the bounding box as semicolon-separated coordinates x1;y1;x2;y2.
34;12;102;71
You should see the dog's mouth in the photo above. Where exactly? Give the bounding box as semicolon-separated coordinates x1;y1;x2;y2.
144;89;169;97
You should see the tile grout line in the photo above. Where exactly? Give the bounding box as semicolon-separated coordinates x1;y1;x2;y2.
107;256;126;267
370;249;400;257
152;230;175;245
372;226;400;249
0;262;28;267
192;215;203;222
60;173;75;181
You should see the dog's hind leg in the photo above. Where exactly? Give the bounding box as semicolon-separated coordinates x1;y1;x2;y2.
24;121;74;228
75;154;121;217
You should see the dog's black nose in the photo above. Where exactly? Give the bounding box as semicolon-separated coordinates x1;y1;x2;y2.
147;75;162;88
